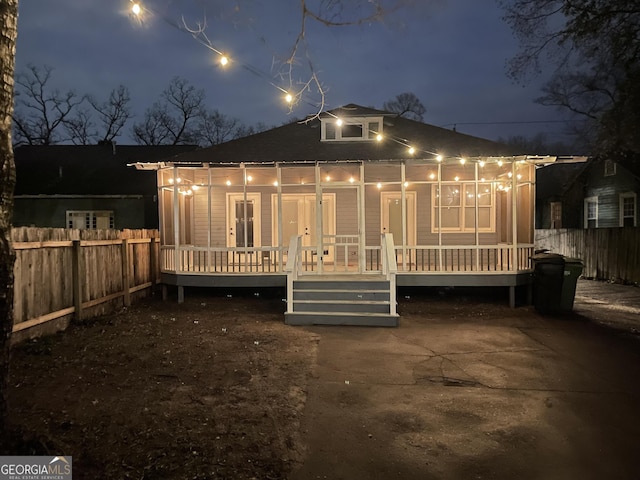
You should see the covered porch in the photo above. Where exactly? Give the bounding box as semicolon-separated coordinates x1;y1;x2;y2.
148;156;540;308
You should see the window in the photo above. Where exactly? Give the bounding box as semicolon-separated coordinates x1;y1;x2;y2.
321;116;383;141
584;196;598;228
604;159;616;176
620;193;637;227
550;202;562;229
66;211;114;230
432;182;494;232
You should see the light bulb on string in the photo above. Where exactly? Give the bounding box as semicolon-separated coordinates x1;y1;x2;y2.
131;2;141;16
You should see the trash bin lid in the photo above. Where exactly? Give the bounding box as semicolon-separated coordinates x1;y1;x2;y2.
531;253;565;264
562;256;583;265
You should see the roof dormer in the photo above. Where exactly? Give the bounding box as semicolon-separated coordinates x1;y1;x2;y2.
320;115;384;142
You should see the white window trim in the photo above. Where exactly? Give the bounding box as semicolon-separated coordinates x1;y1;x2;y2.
321;116;383;142
604;159;616;177
66;210;114;230
431;182;495;233
619;192;637;227
584;196;598;228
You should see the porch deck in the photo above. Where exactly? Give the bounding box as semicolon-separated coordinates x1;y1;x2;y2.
160;243;535;307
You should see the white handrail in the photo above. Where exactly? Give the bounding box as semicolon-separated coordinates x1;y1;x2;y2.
381;233;397;316
285;235;303;314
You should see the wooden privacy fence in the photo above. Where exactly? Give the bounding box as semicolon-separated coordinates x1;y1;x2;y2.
11;228;160;339
535;227;640;285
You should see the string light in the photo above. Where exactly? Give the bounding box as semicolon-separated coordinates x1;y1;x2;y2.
377;182;382;189
126;5;556;164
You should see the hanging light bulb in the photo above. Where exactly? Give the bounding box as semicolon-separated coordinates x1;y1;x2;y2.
460;158;466;165
376;134;383;142
220;55;229;66
131;3;142;15
408;146;415;155
436;155;443;162
285;93;293;104
336;118;343;126
377;182;382;189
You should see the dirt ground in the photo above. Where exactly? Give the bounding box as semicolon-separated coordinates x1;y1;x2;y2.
4;288;319;480
5;282;638;479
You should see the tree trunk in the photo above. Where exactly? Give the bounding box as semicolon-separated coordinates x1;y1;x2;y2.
0;0;18;438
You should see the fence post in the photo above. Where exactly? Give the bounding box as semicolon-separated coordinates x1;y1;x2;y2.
121;238;131;307
150;237;157;289
72;240;83;322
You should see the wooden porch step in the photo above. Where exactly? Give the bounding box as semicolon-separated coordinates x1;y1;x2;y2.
293;300;391;314
293;289;390;302
287;274;398;327
285;311;399;327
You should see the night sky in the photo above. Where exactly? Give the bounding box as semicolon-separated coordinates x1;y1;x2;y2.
14;0;577;145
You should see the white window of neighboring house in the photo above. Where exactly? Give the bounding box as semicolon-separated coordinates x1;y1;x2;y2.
584;196;598;228
550;201;562;228
620;193;637;227
66;211;114;230
320;116;383;142
604;159;616;176
432;182;495;232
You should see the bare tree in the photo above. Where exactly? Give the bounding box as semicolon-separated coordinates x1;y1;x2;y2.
172;0;411;120
197;109;243;146
383;92;426;121
0;0;18;442
12;64;84;145
64;107;95;145
88;85;132;143
500;0;640;154
132;77;204;145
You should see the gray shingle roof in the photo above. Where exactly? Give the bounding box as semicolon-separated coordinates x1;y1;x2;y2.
166;104;518;165
14;144;199;195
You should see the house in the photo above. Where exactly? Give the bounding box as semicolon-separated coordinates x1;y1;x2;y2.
13;143;199;230
536;156;638;229
133;104;578;324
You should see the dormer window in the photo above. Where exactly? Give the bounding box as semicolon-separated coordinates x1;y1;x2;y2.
321;116;383;142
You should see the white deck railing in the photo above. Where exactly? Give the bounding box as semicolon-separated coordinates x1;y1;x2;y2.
161;243;535;274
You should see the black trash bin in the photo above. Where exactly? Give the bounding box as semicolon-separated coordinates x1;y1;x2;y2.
531;253;565;314
560;257;584;312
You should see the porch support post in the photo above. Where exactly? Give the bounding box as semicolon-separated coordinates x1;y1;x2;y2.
173;165;180;274
511;159;518;270
276;164;283;272
401;162;407;271
475;161;480;271
359;162;366;273
315;162;323;274
242;162;248;270
207;165;212;273
437;162;443;270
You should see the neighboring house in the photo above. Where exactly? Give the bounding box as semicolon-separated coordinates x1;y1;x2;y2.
536;156;639;229
13;143;199;230
133;104;579;323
